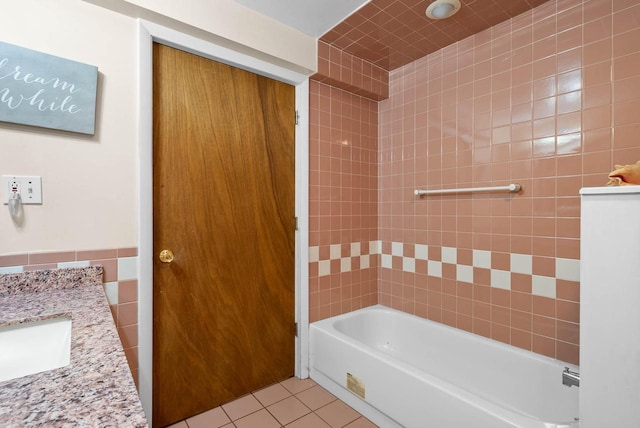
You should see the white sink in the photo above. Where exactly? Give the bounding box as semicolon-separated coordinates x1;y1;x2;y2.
0;316;72;383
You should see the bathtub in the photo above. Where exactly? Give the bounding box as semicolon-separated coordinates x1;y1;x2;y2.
309;305;579;428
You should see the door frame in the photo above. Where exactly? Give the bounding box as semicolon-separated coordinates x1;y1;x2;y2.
137;20;309;425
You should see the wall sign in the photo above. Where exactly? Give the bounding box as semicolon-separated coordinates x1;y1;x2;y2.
0;41;98;135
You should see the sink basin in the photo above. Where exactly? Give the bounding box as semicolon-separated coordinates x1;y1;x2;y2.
0;316;72;383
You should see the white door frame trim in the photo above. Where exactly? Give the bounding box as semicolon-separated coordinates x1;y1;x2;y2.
137;19;310;425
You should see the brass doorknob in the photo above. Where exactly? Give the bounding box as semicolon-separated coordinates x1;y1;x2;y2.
159;249;175;263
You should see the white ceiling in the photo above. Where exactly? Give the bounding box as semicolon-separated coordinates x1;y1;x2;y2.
232;0;370;38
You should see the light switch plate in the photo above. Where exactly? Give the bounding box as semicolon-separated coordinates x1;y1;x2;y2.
2;176;43;204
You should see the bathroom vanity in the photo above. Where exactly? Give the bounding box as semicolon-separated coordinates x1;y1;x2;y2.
0;266;147;427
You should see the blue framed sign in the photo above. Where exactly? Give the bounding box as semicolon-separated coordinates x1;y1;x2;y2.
0;42;98;135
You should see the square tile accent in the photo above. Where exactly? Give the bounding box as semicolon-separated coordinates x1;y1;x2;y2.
341;258;351;273
309;247;319;263
457;264;474;283
511;254;533;275
428;260;442;278
491;269;512;290
533;275;557;299
360;255;370;269
329;244;341;260
556;258;580;281
415;244;428;260
103;282;119;305
350;242;360;257
442;247;457;264
473;250;492;269
391;242;403;257
318;260;331;276
381;254;392;269
117;256;138;281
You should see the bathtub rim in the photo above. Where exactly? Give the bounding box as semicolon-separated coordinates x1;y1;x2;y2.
312;304;579;371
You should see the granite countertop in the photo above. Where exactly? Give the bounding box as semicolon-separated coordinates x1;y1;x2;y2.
0;267;148;427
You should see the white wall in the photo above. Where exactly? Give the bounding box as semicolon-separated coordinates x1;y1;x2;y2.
0;0;316;255
117;0;317;74
0;0;138;253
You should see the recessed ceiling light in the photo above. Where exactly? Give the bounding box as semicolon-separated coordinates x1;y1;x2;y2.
425;0;461;20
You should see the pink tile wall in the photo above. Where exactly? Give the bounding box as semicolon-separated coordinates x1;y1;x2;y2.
0;248;140;386
376;0;640;365
313;41;389;101
308;80;379;322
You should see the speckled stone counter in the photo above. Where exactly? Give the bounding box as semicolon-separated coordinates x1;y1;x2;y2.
0;267;148;427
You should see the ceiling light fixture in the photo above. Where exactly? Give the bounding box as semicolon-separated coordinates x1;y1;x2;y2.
425;0;461;19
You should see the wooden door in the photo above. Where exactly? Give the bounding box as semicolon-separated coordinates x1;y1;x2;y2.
152;43;295;427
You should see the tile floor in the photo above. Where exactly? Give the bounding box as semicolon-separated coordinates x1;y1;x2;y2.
167;377;378;428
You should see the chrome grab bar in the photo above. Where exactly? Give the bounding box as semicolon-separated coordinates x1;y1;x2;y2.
414;183;522;196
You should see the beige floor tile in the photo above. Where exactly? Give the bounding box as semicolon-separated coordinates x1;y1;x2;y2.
267;395;311;425
253;382;292;407
345;416;379;427
234;408;281;428
221;394;263;421
186;406;231;428
315;400;361;428
166;421;189;428
280;376;317;394
285;412;332;428
295;385;337;410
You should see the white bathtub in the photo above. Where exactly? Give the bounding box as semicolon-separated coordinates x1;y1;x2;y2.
309;305;579;428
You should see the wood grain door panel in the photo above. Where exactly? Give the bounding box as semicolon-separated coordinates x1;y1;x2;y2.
152;43;295;427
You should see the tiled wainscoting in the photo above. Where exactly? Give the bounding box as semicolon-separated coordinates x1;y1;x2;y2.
311;240;580;364
0;248;139;385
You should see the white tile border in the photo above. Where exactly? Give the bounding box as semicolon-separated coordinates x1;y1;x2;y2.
456;264;474;283
532;275;557;298
0;266;24;274
473;249;492;269
442;246;457;264
403;257;415;273
103;281;119;305
510;253;532;275
310;242;579;307
117;257;139;281
415;244;428;260
428;260;442;278
556;258;580;282
491;269;511;290
58;260;91;269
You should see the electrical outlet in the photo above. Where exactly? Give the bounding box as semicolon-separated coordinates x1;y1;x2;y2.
2;176;43;204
